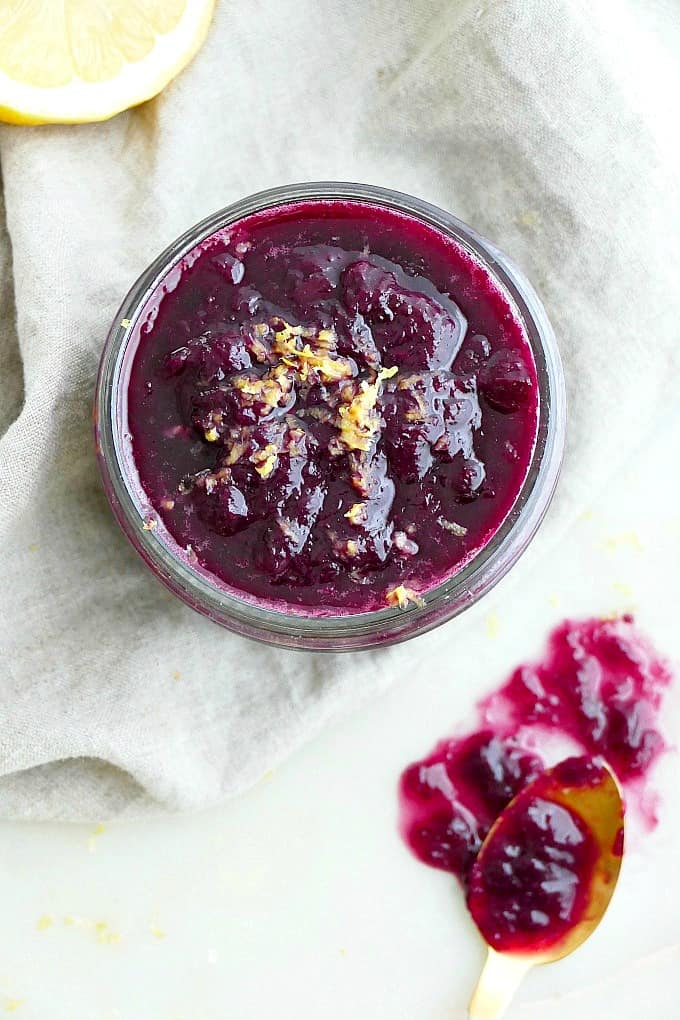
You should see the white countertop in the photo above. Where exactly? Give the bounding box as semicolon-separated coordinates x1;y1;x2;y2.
1;417;678;1020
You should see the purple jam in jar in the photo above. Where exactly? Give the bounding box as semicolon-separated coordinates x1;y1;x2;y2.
125;197;539;612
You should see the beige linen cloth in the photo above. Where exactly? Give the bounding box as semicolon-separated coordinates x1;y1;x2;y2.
0;0;678;820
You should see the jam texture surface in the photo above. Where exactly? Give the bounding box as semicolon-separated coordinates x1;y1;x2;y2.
128;200;538;610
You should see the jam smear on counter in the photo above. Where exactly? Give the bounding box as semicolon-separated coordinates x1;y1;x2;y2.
399;616;672;950
127;200;538;612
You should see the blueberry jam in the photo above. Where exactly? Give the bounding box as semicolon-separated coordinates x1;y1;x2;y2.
478;614;671;783
126;199;538;612
467;757;604;953
400;617;671;946
401;731;544;880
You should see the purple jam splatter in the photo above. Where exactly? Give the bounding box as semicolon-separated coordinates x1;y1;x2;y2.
126;199;538;612
400;731;544;880
399;616;672;948
478;614;669;784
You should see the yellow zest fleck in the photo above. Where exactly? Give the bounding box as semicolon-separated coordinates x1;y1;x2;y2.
437;516;467;537
286;426;305;457
405;407;424;423
397;373;430;421
3;999;22;1013
317;328;336;349
252;322;269;337
348;452;375;498
36;914;54;931
120;318;131;329
273;326;352;383
150;923;166;940
251;444;279;479
94;922;121;946
27;542;40;552
62;914;121;945
518;209;539;228
142;517;157;531
612;581;634;598
233;365;292;410
337;367;396;452
601;530;644;552
345;540;359;558
87;823;106;854
344;502;367;525
272;320;314;341
172;670;181;682
250;337;269;362
160;498;175;511
339;947;348;958
204;427;219;442
548;594;561;608
385;585;424;610
486;612;499;639
261;769;274;782
224;439;249;465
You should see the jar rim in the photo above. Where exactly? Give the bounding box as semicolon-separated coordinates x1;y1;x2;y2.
94;181;566;651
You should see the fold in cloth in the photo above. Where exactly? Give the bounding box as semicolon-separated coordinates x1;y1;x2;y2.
0;0;678;819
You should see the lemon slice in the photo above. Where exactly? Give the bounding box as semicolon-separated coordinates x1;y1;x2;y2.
0;0;215;125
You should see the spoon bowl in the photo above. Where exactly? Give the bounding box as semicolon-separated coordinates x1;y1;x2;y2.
467;756;624;1019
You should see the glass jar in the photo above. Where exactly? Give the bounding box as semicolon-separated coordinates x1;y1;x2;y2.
95;182;566;651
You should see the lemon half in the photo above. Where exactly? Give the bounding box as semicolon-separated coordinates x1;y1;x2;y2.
0;0;216;125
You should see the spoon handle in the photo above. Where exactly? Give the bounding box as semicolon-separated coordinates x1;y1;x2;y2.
468;948;533;1020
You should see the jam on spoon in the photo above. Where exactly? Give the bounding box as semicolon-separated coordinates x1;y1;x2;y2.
467;756;624;1019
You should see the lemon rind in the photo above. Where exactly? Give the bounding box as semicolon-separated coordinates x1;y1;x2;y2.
0;0;215;126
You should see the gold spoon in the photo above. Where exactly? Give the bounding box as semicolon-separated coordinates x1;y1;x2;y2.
467;757;624;1020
